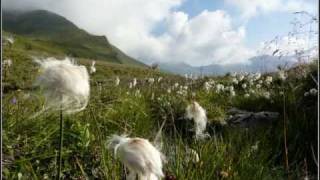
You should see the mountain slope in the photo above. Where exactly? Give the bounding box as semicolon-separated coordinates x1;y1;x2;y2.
3;10;146;67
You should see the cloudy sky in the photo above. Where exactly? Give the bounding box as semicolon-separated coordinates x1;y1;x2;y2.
3;0;318;66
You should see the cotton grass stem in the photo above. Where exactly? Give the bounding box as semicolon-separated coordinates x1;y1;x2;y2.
57;108;64;180
283;94;290;179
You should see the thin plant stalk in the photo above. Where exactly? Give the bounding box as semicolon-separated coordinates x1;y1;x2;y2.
57;107;63;179
283;93;290;178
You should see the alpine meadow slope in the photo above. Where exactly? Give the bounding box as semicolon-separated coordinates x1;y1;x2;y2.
2;10;147;67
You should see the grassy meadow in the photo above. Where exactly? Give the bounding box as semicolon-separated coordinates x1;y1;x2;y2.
2;32;319;180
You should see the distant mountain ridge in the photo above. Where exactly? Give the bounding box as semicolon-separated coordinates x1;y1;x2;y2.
3;10;146;67
159;55;296;75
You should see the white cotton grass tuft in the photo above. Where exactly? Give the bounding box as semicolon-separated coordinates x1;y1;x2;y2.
185;148;200;163
115;76;120;86
3;59;13;67
185;101;209;140
90;61;96;74
107;134;165;180
34;57;90;114
278;70;287;81
133;78;137;87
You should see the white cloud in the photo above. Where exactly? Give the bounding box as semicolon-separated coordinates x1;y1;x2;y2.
225;0;317;20
3;0;255;66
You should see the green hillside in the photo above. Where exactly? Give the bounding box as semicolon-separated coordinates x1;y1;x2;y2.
3;10;146;67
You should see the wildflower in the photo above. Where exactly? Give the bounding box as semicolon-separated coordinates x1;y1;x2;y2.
34;57;90;114
133;78;137;87
204;82;211;92
3;59;12;67
230;90;236;97
249;89;255;94
304;92;309;97
11;97;17;104
256;84;261;89
90;61;96;74
185;101;208;140
241;83;247;89
263;92;271;99
135;90;141;97
185;148;200;163
237;75;245;81
18;172;22;180
251;141;259;151
6;36;15;44
265;76;273;84
115;76;120;86
244;93;250;98
215;84;224;93
148;78;155;84
258;80;263;84
129;82;133;89
227;86;234;92
278;70;287;81
249;80;254;86
157;77;163;83
232;78;238;84
107;135;165;180
167;88;171;94
309;88;318;96
254;73;261;80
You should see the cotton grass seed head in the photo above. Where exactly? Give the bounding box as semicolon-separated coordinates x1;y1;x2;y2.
107;134;165;179
90;60;96;74
34;57;90;114
186;101;208;139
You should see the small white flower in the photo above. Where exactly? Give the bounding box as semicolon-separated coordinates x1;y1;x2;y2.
254;73;261;80
304;92;310;96
265;76;273;83
309;88;318;96
249;89;255;94
256;84;261;89
230;90;236;97
244;93;250;98
242;83;247;89
237;75;245;81
263;92;271;99
215;84;225;93
133;78;137;87
204;82;212;92
90;61;96;74
185;148;200;163
129;82;133;89
157;77;163;82
278;70;287;81
148;78;155;84
232;78;239;84
174;83;179;88
115;76;120;86
3;59;13;67
18;172;22;180
167;88;171;94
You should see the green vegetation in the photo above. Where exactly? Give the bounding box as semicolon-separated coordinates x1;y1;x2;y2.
2;33;318;179
2;9;318;180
